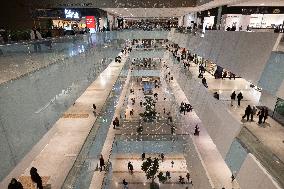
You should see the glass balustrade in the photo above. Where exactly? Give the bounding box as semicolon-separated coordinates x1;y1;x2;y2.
61;59;129;189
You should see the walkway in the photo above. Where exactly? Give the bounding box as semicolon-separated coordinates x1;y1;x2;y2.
1;56;126;188
162;63;240;189
93;59;194;189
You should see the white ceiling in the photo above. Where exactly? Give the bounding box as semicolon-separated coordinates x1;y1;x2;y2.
103;0;284;18
230;0;284;7
103;8;194;18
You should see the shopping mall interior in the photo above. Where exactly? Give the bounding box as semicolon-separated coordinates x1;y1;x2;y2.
0;0;284;189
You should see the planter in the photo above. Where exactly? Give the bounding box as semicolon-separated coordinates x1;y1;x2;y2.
150;182;159;189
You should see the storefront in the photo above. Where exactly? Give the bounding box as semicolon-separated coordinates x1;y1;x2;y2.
52;19;85;30
33;8;107;33
221;6;284;31
222;13;284;31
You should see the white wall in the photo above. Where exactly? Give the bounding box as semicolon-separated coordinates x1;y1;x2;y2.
169;31;279;87
237;153;282;189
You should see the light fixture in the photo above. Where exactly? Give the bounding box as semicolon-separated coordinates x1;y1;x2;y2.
260;3;265;5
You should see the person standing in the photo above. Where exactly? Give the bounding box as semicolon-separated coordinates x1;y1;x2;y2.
122;179;129;189
99;154;105;171
237;92;243;106
222;71;227;79
161;153;165;162
251;106;257;121
141;152;145;161
93;104;96;115
263;108;269;123
230;91;236;106
30;167;43;189
194;125;200;136
242;105;252;121
257;108;265;124
30;28;42;52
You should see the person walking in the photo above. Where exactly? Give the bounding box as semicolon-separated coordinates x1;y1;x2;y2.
166;171;171;179
263;108;269;123
237;92;243;106
231;174;235;182
202;77;208;88
128;162;133;174
99;154;105;171
113;117;120;129
242;105;252;121
186;173;191;183
230;91;236;106
129;163;134;174
141;152;145;161
194;125;200;136
122;179;129;189
30;167;43;189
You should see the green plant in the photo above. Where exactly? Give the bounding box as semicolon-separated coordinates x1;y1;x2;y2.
139;96;157;121
10;30;30;41
157;172;167;183
141;157;160;187
137;126;143;133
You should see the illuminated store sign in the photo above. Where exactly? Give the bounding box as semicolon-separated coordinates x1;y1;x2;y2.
65;9;80;19
86;16;96;28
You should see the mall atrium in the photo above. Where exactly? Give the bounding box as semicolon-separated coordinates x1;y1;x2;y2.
0;0;284;189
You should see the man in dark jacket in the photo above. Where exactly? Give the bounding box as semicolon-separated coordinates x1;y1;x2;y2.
30;167;43;189
237;92;243;106
230;91;236;106
242;105;252;121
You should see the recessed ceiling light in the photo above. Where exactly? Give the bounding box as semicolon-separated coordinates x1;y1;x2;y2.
124;8;127;10
260;3;264;5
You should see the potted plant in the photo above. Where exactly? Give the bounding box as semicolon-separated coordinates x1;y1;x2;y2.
139;96;157;122
141;157;160;189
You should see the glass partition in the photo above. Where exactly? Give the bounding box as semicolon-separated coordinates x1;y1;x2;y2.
61;59;129;189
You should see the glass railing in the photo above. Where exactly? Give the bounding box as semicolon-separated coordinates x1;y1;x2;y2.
167;51;241;157
0;33;124;84
0;34;91;55
61;58;130;189
274;33;284;52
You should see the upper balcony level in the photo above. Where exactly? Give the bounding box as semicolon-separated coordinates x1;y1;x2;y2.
0;33;123;85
